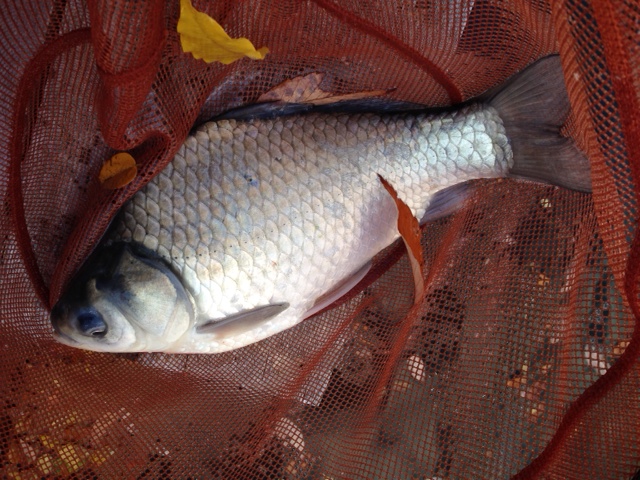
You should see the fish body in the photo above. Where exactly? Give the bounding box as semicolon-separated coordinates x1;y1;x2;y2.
51;56;590;353
113;105;508;352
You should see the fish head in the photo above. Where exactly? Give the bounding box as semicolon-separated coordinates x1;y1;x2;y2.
50;242;194;352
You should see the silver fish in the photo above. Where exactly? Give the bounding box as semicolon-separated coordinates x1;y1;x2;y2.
51;56;590;353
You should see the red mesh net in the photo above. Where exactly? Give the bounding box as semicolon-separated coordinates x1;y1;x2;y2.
1;1;639;478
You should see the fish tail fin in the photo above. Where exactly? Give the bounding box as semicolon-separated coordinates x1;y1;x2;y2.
483;55;591;192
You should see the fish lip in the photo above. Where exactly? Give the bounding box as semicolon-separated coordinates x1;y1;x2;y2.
50;306;65;334
52;328;79;345
50;303;80;345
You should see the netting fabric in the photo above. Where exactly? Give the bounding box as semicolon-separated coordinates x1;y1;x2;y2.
1;1;639;478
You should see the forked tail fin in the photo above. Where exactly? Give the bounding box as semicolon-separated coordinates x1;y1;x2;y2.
483;55;591;192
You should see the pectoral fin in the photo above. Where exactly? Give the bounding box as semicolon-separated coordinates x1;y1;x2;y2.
197;303;290;339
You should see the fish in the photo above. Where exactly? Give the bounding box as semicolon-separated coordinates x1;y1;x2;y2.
50;55;591;353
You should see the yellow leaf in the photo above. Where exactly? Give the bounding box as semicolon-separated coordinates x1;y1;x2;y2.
258;73;390;105
177;0;269;65
378;174;425;304
99;152;137;190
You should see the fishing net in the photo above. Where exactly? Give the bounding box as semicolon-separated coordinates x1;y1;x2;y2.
1;0;638;478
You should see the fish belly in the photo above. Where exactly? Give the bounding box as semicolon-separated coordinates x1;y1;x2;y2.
110;103;511;351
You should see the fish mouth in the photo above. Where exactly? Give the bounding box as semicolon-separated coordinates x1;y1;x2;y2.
51;324;79;345
50;302;81;345
50;308;80;346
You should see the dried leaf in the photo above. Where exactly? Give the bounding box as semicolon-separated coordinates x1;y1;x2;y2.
506;375;527;389
407;355;426;382
528;403;545;420
311;89;390;105
537;273;550;287
178;0;269;64
507;363;529;389
258;73;328;103
99;152;137;190
274;417;305;453
89;447;115;467
378;174;425;304
36;453;55;476
258;73;389;105
56;443;89;474
613;340;630;357
584;344;609;375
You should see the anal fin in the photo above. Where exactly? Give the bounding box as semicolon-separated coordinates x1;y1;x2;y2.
304;261;371;319
420;183;473;224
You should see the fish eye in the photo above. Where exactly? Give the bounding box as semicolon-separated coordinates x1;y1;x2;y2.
76;310;108;338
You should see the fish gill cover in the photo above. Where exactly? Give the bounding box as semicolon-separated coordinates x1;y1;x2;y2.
1;0;639;479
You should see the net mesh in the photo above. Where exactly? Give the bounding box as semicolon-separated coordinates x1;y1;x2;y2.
1;0;639;478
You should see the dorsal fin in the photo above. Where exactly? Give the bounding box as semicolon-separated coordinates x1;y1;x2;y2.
211;98;427;123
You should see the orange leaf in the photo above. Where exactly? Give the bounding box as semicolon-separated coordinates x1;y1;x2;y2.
378;174;425;304
99;152;137;189
257;73;389;105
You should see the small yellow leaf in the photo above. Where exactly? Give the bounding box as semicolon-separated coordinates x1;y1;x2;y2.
99;152;137;190
178;0;269;65
258;73;390;105
378;174;425;304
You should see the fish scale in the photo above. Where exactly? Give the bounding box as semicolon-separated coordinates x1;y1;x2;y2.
105;104;509;352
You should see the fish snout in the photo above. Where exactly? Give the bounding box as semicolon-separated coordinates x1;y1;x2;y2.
51;303;107;340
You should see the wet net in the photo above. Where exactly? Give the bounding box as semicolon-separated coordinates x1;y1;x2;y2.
1;0;639;478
